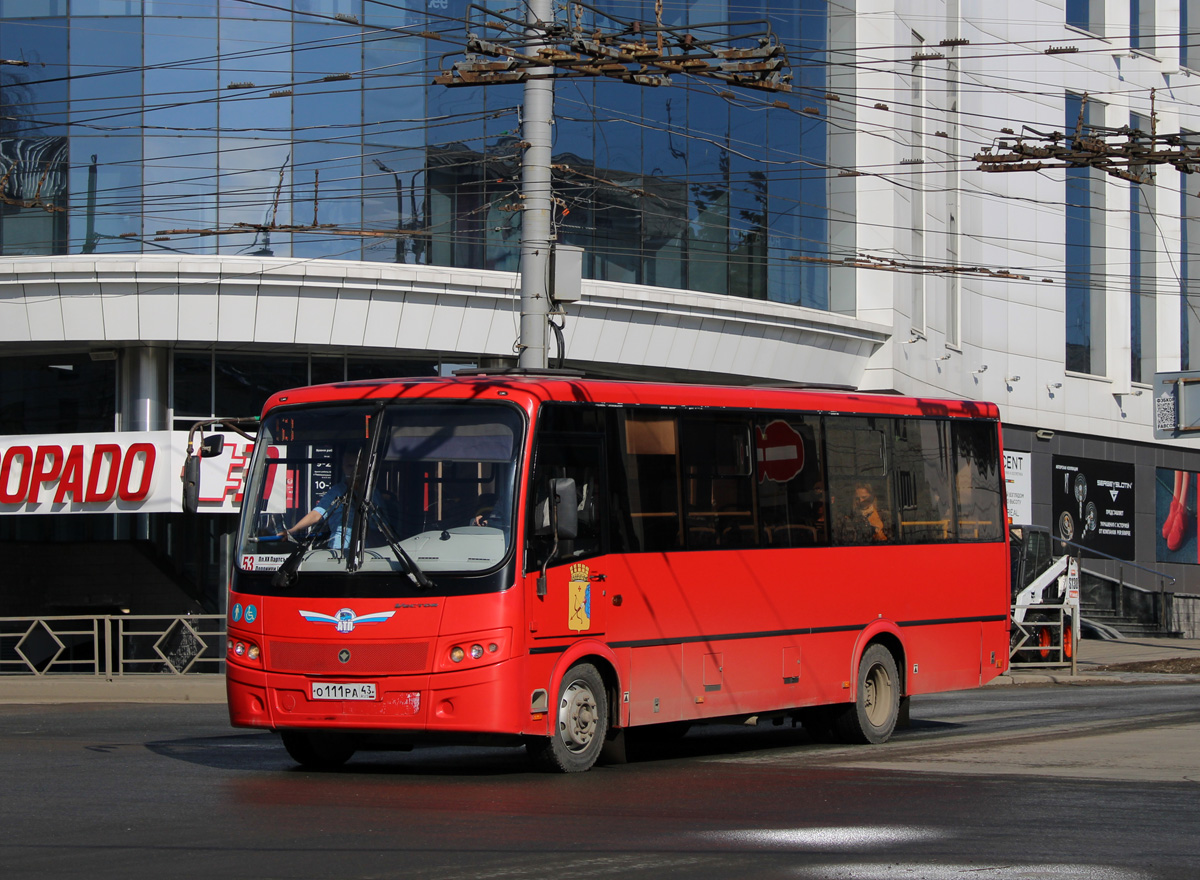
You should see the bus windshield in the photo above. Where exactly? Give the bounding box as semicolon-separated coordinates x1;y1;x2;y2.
237;401;523;584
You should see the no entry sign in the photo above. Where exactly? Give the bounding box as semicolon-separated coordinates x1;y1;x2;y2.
756;420;805;483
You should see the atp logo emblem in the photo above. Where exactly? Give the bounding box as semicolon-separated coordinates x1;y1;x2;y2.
299;607;396;633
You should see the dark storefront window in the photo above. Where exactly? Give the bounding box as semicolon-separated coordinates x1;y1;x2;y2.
0;354;115;434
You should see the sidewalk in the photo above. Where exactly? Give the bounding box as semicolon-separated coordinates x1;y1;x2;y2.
993;635;1200;686
2;637;1200;703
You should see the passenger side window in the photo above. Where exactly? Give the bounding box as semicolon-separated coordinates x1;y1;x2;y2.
892;419;955;543
755;414;826;547
954;421;1004;541
825;416;896;545
618;409;683;552
681;414;756;549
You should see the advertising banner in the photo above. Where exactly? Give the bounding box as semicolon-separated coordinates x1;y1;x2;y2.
0;430;258;515
1156;466;1200;564
1051;455;1135;560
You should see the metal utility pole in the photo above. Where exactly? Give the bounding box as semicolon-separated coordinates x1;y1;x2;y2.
517;0;554;370
437;3;793;370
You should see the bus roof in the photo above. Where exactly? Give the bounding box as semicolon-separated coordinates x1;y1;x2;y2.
261;375;1000;421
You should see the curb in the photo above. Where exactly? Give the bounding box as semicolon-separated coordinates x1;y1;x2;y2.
0;674;226;704
989;671;1200;687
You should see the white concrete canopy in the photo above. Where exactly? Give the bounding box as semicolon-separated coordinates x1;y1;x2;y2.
0;255;889;386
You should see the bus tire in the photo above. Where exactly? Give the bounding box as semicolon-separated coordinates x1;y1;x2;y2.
280;730;356;769
835;644;900;744
528;662;608;773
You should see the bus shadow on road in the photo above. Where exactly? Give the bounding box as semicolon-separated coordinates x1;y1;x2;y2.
144;716;966;776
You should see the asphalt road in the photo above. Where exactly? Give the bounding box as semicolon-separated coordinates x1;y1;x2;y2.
2;683;1198;879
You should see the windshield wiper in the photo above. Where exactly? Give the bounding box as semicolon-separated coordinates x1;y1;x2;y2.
358;498;434;590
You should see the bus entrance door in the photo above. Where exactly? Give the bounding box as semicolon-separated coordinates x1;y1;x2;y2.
526;562;608;639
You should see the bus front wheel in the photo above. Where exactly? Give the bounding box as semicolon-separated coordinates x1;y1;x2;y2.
280;730;357;769
835;644;901;744
528;662;609;772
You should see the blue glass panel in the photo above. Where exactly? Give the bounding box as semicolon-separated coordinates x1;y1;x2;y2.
295;0;362;15
218;18;292;135
144;1;216;14
0;19;68;136
67;136;144;253
144;135;218;253
145;17;218;131
218;0;288;19
291;140;362;259
69;18;143;129
70;0;143;13
215;138;292;255
686;90;731;295
292;22;363;132
0;0;67;14
364;0;423;28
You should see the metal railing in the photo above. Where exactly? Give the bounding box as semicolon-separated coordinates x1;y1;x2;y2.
0;614;226;677
1009;603;1076;674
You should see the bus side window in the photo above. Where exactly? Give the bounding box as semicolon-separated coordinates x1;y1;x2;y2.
893;419;955;543
954;421;1003;541
620;409;682;553
825;416;896;546
755;414;826;547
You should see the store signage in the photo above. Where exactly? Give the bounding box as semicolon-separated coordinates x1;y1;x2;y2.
0;431;259;515
1051;455;1135;560
1003;450;1031;525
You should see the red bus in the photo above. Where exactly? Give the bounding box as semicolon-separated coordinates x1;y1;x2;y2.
214;376;1010;771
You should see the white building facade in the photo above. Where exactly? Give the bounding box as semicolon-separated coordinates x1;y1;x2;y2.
1;1;1198;620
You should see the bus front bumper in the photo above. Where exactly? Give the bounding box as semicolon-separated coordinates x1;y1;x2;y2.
226;658;530;735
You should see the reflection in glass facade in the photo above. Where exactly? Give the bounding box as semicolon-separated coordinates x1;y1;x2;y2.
0;1;834;309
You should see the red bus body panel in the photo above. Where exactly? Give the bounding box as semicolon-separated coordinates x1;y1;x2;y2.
225;377;1010;739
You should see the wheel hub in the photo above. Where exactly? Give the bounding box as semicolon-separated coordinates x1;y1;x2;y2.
559;681;598;751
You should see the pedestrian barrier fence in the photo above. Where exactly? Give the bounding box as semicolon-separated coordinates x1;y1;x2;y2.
1009;602;1075;671
0;615;226;676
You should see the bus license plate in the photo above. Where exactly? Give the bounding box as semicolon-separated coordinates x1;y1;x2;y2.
311;682;376;701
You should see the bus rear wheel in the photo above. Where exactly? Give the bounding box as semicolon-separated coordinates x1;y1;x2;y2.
528;662;608;773
280;730;357;769
835;644;900;744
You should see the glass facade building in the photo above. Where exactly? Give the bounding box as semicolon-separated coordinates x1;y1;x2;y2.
0;0;835;309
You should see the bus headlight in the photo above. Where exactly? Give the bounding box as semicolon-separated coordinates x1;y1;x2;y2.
450;646;465;663
470;644;484;660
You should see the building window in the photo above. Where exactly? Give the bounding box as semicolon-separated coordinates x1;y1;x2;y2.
1065;93;1106;376
1131;0;1155;53
1067;0;1104;34
1130;115;1155;384
0;354;116;434
910;32;926;334
1183;137;1200;370
1186;2;1200;69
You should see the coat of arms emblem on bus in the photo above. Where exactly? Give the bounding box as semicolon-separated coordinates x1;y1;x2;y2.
299;607;396;634
568;563;591;632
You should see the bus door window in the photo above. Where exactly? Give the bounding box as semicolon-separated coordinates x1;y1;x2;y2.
619;409;682;553
754;414;825;547
892;419;956;543
826;416;897;545
682;414;757;549
526;434;605;571
953;421;1004;541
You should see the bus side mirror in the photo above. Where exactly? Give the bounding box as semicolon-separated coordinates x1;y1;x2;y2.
200;434;225;457
181;455;201;515
181;435;226;514
551;478;578;540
